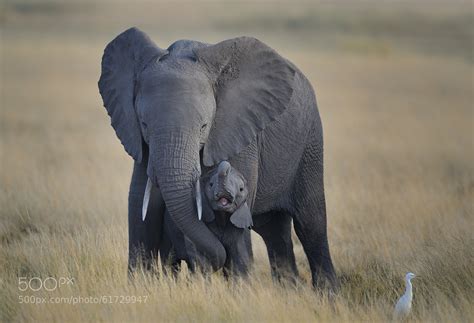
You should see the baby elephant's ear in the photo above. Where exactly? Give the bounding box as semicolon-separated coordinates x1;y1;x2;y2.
230;202;253;229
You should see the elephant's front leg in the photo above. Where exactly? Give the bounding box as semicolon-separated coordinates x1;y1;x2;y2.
253;211;299;285
161;209;197;275
128;159;166;273
159;222;183;277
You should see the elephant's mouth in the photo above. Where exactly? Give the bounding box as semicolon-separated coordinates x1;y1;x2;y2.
212;193;236;212
218;197;231;207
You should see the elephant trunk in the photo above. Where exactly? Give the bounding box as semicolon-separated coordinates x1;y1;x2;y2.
148;130;226;271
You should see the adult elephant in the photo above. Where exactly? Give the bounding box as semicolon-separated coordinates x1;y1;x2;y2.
98;27;337;289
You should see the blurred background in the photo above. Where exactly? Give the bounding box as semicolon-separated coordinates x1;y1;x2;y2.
1;1;473;322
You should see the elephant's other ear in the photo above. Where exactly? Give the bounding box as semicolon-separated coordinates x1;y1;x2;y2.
194;37;296;167
230;202;253;229
98;27;167;162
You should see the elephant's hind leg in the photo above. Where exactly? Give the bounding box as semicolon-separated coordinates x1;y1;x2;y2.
293;210;337;290
253;211;299;285
292;139;338;290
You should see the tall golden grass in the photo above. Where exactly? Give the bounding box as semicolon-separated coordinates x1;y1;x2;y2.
1;1;473;322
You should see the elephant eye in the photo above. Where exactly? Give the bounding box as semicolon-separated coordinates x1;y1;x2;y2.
239;187;244;192
209;182;213;187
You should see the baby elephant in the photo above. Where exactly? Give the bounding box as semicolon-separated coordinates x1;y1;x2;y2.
161;161;253;277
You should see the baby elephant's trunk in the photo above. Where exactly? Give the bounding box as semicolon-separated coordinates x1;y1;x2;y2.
217;161;231;178
216;161;233;202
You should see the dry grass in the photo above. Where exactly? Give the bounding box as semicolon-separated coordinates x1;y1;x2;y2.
1;1;473;322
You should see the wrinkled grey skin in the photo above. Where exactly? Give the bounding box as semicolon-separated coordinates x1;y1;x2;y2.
98;27;337;289
160;161;253;277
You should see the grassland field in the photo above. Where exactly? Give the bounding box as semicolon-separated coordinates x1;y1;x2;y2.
1;1;473;322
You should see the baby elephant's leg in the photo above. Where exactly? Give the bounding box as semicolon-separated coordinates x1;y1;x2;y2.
222;227;252;279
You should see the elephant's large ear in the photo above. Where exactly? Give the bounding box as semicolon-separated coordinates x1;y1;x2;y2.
98;27;167;162
194;37;296;166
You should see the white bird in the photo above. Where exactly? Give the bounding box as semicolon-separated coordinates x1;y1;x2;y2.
393;272;416;320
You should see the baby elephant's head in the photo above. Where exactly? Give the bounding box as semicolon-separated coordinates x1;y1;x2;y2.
205;161;248;213
202;161;252;229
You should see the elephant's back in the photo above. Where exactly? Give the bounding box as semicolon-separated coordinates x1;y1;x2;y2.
254;70;322;214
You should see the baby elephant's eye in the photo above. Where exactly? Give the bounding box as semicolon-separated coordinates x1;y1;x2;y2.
239;187;244;192
210;182;214;188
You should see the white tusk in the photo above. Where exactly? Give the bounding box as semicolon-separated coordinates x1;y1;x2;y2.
142;177;152;222
196;178;202;220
